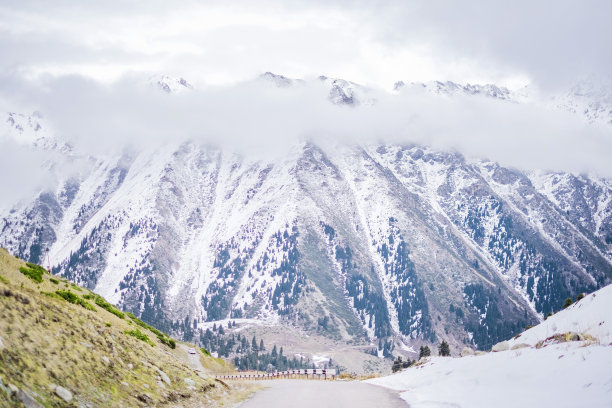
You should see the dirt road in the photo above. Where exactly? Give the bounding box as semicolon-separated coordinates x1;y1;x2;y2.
236;379;406;408
179;344;208;379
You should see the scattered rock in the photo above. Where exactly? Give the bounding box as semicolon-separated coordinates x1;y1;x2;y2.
0;377;10;397
8;383;19;395
460;347;474;357
511;343;530;350
136;393;153;404
157;381;166;390
55;385;73;402
184;378;196;390
491;341;509;352
127;363;134;370
16;389;44;408
48;383;57;391
101;356;111;365
158;370;171;385
0;336;4;351
567;332;584;341
120;382;129;388
143;384;150;389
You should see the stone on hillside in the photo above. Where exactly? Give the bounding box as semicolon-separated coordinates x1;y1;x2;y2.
158;369;171;385
136;393;152;404
17;389;44;408
0;378;12;397
460;347;474;356
491;341;509;352
184;378;196;390
511;343;530;350
101;356;111;365
567;332;584;341
8;383;19;395
55;385;73;402
0;335;5;351
127;363;134;370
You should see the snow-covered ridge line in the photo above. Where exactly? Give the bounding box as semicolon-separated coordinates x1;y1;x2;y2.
1;73;610;357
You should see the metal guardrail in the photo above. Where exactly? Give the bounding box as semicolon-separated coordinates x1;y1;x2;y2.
216;369;337;380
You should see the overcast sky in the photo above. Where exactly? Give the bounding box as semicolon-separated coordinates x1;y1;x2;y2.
1;0;611;208
1;0;611;90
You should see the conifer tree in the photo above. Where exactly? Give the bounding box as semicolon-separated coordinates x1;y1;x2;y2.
392;356;403;373
419;345;431;359
438;340;450;356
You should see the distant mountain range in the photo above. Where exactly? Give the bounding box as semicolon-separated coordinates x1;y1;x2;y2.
1;73;610;356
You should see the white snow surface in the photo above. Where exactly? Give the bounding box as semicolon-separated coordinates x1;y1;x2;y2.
369;344;612;408
509;284;612;347
368;283;612;408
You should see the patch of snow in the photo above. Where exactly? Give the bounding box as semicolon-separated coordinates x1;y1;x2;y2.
369;343;612;408
369;283;612;408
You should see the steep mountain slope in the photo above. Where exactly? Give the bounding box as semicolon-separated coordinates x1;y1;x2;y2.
0;248;251;408
1;75;611;361
1;140;610;353
368;283;612;408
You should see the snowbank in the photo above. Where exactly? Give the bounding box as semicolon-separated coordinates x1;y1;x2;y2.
509;284;612;347
368;345;612;408
368;284;612;408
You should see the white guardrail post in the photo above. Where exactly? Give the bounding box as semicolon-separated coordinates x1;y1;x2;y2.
215;368;336;381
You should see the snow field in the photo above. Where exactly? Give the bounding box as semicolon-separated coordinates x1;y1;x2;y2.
369;283;612;408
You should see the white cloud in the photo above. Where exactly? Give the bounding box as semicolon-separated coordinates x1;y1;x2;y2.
2;73;610;179
2;1;609;89
0;0;610;207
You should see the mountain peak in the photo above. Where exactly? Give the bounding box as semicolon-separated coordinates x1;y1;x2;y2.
150;74;194;93
259;72;295;87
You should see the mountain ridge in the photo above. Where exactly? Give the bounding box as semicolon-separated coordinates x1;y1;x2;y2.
1;74;611;366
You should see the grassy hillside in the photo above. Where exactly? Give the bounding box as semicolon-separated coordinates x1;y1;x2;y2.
0;248;254;407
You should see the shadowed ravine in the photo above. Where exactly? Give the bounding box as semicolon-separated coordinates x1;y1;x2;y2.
234;379;406;408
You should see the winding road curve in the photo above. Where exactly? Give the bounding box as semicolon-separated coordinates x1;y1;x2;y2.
236;379;406;408
180;344;208;379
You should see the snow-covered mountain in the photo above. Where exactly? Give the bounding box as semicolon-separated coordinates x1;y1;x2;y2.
1;74;611;356
151;74;194;94
2;111;71;153
394;80;513;101
394;77;612;127
553;78;612;127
